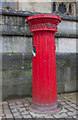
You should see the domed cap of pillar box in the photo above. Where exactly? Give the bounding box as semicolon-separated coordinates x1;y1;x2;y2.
26;14;61;32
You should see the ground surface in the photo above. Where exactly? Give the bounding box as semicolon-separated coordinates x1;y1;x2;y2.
0;92;78;119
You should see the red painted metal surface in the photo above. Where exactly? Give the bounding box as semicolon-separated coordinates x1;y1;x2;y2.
26;14;61;113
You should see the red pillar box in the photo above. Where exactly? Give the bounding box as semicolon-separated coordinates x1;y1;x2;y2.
26;14;61;114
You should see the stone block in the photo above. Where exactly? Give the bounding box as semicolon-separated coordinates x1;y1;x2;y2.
2;53;32;70
2;36;32;53
32;2;51;13
65;80;76;92
58;38;76;53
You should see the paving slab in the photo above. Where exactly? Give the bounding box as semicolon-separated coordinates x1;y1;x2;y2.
0;92;77;119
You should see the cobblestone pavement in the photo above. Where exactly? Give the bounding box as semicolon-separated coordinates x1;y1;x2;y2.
0;92;78;119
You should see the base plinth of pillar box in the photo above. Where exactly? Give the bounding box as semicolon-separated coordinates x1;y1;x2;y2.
29;103;61;114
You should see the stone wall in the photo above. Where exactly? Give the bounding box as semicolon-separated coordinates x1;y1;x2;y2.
0;9;78;100
19;2;52;13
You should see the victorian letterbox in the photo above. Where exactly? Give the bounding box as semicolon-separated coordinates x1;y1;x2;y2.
26;14;61;114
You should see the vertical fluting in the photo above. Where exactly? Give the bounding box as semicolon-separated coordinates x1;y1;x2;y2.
32;31;57;106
